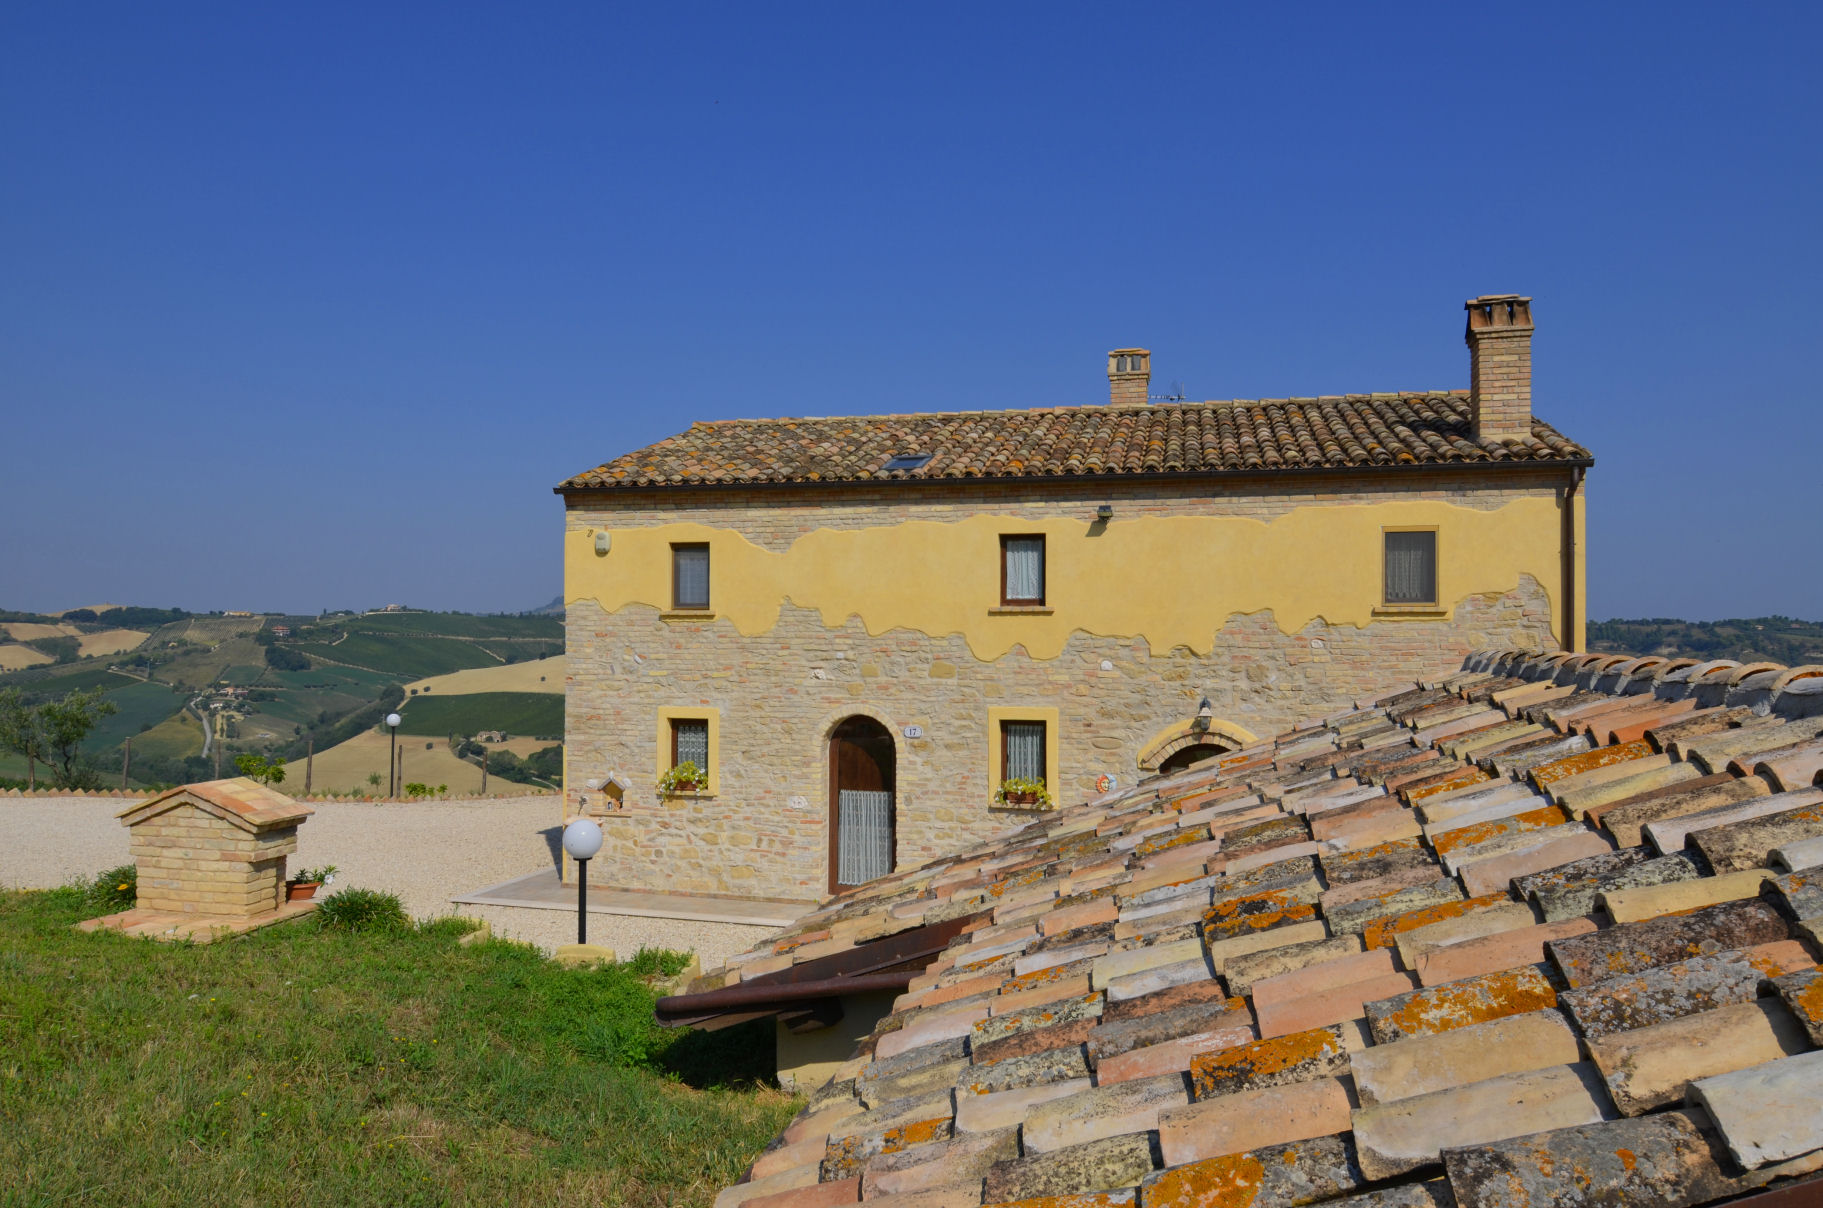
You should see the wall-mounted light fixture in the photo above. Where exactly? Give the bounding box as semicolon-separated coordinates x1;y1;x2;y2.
1096;505;1114;522
1193;697;1213;731
593;531;611;555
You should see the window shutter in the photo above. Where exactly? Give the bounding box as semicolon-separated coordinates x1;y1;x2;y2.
1004;537;1044;602
1004;721;1045;783
1384;531;1437;604
674;546;710;608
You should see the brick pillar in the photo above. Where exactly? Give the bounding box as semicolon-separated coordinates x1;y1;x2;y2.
1107;348;1150;407
1464;295;1533;441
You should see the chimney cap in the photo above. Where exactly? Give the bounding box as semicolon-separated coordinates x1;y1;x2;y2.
1464;295;1533;335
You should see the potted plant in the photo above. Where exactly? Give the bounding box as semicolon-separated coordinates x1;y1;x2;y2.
657;762;705;796
995;777;1053;808
287;865;338;901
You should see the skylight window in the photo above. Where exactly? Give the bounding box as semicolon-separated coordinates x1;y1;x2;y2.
882;454;932;472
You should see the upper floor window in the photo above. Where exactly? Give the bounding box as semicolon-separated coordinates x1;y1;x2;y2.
1001;535;1045;606
1384;529;1438;606
672;543;710;610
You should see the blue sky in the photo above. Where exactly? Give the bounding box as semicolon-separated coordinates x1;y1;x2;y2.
3;4;1818;619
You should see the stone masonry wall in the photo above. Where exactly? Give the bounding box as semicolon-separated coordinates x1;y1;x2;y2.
563;470;1563;901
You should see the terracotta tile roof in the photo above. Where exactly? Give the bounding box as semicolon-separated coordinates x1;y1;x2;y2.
557;394;1591;490
682;650;1823;1208
118;776;314;831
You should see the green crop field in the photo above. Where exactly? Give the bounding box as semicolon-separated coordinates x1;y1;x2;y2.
396;692;565;738
0;665;140;695
81;681;187;754
296;634;497;679
131;710;206;762
347;612;563;640
472;638;565;663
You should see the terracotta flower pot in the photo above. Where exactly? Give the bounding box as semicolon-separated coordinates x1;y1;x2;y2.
1006;791;1038;806
286;881;321;901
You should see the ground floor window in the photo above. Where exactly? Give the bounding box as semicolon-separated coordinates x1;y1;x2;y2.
671;718;709;772
1001;720;1046;784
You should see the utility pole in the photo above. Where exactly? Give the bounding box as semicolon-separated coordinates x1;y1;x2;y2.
480;749;488;795
120;738;132;791
213;716;222;780
304;737;314;794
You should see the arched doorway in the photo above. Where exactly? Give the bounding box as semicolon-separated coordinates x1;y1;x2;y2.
829;716;896;894
1158;742;1230;775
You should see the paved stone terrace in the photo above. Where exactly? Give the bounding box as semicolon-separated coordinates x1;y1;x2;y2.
701;650;1823;1208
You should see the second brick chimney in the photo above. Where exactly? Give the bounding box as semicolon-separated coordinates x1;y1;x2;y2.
1108;348;1150;406
1464;295;1534;440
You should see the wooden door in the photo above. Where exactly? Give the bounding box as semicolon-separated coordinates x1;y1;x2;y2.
828;717;896;893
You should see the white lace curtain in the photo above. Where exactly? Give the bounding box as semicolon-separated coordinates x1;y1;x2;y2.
1005;721;1044;782
1004;537;1044;601
674;546;710;607
1384;531;1437;604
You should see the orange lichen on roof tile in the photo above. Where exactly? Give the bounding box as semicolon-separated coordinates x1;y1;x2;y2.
1206;902;1319;941
1428;805;1570;857
1001;962;1090;992
1406;768;1491;802
1187;1025;1344;1099
1137;827;1214;858
1368;964;1558;1042
989;868;1049;898
1530;741;1652;789
982;1194;1135;1208
1142;1152;1268;1208
1360;892;1516;951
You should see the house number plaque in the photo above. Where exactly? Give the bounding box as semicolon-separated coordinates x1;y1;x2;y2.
902;725;924;738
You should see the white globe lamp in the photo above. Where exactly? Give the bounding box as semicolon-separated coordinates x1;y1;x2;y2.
562;818;604;943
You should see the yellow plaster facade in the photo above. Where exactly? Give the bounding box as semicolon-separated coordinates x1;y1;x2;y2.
565;495;1581;657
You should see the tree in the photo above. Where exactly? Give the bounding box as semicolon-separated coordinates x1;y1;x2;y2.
37;689;119;790
0;689;48;790
233;753;287;785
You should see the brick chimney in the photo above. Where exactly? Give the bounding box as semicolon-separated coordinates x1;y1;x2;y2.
1108;348;1150;406
1464;295;1534;440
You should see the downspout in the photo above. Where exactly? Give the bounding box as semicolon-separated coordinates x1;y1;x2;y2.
1562;467;1584;652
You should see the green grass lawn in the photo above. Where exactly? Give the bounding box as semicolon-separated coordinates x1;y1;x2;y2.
0;888;796;1207
396;692;565;738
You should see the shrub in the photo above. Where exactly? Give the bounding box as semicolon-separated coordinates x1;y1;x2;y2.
315;888;408;933
89;864;137;911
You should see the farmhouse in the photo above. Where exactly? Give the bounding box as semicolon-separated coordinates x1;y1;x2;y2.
556;295;1591;900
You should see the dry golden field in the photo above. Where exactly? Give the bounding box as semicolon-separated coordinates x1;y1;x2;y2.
0;645;53;671
75;628;150;658
403;654;564;698
289;729;533;796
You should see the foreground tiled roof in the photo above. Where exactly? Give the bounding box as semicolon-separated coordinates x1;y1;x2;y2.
703;651;1823;1208
557;395;1591;490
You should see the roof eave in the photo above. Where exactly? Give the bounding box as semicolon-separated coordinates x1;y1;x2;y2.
553;455;1595;498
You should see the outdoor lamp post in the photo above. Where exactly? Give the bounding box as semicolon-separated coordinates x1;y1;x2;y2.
561;818;603;945
384;712;401;797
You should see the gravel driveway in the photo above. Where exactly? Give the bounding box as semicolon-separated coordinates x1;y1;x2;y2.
0;794;774;967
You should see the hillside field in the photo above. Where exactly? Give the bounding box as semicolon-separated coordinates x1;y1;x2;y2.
295;633;498;679
284;729;526;795
405;654;564;697
397;691;564;738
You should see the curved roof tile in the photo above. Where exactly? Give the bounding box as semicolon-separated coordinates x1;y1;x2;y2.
557;393;1591;490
